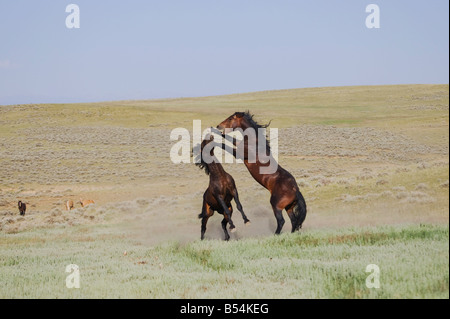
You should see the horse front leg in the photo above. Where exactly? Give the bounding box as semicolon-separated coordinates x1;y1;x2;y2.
233;190;250;225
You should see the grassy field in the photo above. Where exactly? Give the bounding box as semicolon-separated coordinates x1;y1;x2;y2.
0;84;448;298
0;224;447;298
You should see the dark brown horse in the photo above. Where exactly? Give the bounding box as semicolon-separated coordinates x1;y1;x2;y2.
217;112;306;234
18;201;26;216
195;134;250;240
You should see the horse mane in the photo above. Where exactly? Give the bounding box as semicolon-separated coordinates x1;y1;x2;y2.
242;111;271;129
193;143;210;175
242;111;272;152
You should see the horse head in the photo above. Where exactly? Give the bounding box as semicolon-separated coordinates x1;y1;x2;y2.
217;112;246;133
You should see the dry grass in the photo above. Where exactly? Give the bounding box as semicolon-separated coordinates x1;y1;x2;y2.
0;84;448;298
1;85;448;233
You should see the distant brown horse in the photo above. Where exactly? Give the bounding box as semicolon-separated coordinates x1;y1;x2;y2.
79;199;95;208
18;201;26;216
195;134;250;241
217;111;306;234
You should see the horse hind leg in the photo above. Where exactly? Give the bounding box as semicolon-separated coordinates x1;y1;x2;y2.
200;201;213;240
273;208;285;235
217;197;236;232
286;206;297;233
270;196;285;235
201;216;210;240
227;205;237;233
221;218;231;241
270;204;285;235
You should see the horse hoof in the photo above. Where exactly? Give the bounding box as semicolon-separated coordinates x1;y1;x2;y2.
230;227;237;233
245;220;251;226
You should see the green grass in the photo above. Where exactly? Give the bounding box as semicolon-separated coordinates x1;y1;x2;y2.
0;224;448;298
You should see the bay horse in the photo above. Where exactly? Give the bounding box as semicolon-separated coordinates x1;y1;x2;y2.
217;111;307;234
18;201;26;216
195;133;250;241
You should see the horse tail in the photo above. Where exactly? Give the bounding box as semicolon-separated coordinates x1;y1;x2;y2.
293;190;307;231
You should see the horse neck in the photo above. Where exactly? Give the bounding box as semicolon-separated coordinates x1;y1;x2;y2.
240;123;277;165
239;124;281;188
206;157;227;178
239;121;268;150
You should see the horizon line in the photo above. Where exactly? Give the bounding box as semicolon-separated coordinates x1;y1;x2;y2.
1;83;449;107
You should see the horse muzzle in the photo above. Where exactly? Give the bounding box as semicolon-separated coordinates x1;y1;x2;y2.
216;125;226;136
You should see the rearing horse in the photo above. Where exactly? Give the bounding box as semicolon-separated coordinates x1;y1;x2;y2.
217;112;307;234
195;134;250;240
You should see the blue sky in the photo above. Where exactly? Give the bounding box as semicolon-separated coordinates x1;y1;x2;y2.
0;0;448;105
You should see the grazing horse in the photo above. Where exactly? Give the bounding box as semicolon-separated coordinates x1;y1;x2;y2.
79;199;95;207
66;200;74;211
195;134;250;241
18;201;26;216
217;111;307;234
